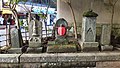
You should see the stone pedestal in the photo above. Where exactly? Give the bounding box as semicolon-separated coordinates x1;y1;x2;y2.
80;10;99;51
101;45;113;51
100;24;113;51
47;44;77;53
26;47;42;53
81;42;99;51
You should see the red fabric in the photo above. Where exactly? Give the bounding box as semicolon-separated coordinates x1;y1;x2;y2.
58;27;66;36
11;19;15;25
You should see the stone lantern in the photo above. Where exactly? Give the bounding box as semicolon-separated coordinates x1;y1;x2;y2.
29;19;42;48
28;15;42;53
80;10;99;51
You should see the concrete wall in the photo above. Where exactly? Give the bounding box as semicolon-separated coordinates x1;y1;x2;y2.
0;0;2;11
57;0;120;25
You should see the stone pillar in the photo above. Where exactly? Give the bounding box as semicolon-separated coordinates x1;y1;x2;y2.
82;17;96;42
80;10;99;51
29;19;42;48
28;20;33;38
28;18;42;53
11;26;20;48
100;24;113;51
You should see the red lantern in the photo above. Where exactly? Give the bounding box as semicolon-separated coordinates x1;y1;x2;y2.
58;26;66;36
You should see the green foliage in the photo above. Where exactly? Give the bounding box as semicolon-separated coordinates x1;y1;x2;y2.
38;14;47;19
83;10;98;17
24;26;28;30
19;20;28;30
22;0;27;2
11;0;19;4
10;0;27;4
20;20;24;26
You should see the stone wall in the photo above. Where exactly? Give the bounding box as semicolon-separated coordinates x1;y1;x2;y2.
1;53;120;68
71;23;120;37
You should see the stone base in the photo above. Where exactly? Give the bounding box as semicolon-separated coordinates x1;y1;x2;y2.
114;47;120;51
26;47;42;53
0;48;22;54
8;48;22;54
29;42;42;48
101;45;113;51
80;42;99;51
47;44;77;53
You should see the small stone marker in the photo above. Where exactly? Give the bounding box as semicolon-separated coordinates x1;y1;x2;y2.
100;24;113;51
10;27;20;48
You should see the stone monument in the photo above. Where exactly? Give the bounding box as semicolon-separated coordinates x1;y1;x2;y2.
47;18;77;53
10;26;20;48
100;24;113;51
80;10;99;51
55;18;68;44
27;15;43;53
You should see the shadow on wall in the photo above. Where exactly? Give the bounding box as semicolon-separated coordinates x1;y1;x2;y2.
95;28;120;48
111;29;120;47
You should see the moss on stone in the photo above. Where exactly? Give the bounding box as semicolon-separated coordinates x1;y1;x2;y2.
83;10;98;17
47;44;77;53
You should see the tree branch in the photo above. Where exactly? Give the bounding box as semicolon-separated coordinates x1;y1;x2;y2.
64;0;78;39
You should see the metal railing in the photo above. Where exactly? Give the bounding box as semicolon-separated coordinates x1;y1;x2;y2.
0;25;53;46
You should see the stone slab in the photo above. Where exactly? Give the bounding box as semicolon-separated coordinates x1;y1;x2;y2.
10;28;20;48
101;45;113;51
26;47;42;53
96;61;120;68
20;52;120;63
20;62;96;68
114;47;120;51
100;24;111;45
81;42;99;51
20;53;96;63
0;64;20;68
47;44;77;53
95;52;120;61
81;17;97;42
0;54;20;63
20;53;58;63
0;52;120;67
7;48;22;54
57;53;96;62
